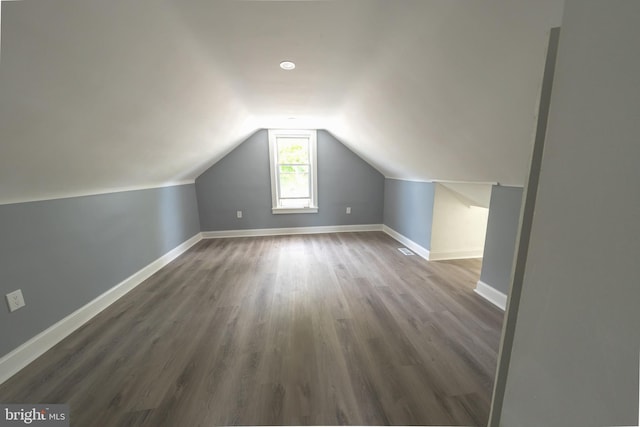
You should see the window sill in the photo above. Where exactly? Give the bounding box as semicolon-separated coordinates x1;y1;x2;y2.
272;207;318;215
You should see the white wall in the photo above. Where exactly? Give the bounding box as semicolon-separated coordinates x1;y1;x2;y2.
495;1;640;425
429;184;489;260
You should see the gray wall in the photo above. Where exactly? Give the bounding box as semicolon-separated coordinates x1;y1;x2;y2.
498;2;640;425
0;184;201;357
383;179;435;250
479;185;523;294
196;130;384;230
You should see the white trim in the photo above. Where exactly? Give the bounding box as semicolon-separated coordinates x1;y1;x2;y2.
272;207;318;215
0;233;203;385
0;181;195;206
382;225;431;260
428;249;484;261
432;179;499;186
202;224;382;239
384;176;499;186
384;176;434;184
474;280;507;311
382;227;483;262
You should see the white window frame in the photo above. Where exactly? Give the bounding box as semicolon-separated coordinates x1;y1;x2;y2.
268;129;318;214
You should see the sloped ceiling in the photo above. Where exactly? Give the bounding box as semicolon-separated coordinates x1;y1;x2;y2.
0;0;564;205
440;183;493;209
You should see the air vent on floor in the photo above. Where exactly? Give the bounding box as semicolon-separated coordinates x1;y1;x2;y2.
398;248;415;256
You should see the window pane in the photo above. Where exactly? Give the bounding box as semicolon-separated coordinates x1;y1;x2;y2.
268;129;317;212
279;173;310;198
278;165;309;174
277;137;309;164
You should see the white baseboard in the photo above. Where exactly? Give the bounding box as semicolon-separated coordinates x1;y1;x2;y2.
202;224;383;239
428;248;484;261
474;280;507;310
0;233;203;385
382;225;431;261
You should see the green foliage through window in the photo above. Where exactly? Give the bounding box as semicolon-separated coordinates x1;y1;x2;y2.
277;138;311;200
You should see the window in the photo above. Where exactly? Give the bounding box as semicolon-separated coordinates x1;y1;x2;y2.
268;129;318;214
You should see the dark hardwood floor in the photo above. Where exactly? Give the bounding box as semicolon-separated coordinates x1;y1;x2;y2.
0;232;503;426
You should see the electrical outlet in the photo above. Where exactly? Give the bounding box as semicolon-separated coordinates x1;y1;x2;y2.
6;289;26;313
346;207;351;214
236;210;243;219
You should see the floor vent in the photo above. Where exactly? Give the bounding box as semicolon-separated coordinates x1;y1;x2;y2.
398;247;415;256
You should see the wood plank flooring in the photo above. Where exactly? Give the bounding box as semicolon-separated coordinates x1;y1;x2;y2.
0;232;503;426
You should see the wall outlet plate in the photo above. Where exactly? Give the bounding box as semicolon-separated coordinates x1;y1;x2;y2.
6;289;26;312
346;207;351;214
236;210;243;219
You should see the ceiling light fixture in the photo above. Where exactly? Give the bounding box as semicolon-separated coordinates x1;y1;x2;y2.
279;61;296;71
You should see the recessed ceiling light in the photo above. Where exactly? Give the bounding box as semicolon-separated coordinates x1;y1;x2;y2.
279;61;296;71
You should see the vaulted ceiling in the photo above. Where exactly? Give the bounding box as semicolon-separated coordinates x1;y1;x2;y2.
0;0;564;205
